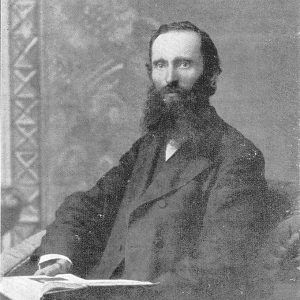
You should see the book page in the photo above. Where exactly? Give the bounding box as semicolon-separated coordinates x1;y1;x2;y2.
0;275;86;300
56;274;158;286
0;274;158;300
83;279;158;286
0;276;44;300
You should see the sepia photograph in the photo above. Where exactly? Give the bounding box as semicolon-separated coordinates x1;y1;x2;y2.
1;0;299;299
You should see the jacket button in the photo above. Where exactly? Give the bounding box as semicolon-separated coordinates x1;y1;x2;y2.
158;199;167;208
153;238;164;249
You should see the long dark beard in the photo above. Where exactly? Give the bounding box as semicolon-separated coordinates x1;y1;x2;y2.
141;75;211;137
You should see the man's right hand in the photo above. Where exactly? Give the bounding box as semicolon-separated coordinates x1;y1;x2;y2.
34;259;72;276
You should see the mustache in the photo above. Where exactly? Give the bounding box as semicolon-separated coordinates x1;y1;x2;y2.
159;85;187;96
161;86;182;94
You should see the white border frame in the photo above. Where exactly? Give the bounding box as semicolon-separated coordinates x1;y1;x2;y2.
1;0;11;187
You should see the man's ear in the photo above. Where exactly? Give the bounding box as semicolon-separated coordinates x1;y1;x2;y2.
145;62;152;79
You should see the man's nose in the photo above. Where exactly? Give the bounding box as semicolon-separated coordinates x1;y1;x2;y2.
165;66;178;84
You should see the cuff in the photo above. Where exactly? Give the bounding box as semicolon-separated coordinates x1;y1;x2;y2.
38;254;72;269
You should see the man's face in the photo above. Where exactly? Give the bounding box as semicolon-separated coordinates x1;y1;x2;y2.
151;30;204;104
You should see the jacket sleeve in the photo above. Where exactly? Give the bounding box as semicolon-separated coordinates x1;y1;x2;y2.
37;138;142;276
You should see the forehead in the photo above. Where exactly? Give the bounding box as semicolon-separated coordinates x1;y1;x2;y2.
151;30;202;61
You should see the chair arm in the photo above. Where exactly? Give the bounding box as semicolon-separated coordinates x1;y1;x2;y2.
1;230;45;276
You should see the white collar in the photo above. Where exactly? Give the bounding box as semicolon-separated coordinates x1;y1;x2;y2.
165;139;180;161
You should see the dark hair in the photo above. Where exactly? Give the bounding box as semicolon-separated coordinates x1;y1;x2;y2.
146;21;222;97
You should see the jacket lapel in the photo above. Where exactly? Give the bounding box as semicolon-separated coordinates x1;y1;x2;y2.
127;141;212;218
125;133;163;204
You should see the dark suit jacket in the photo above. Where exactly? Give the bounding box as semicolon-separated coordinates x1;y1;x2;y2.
38;106;268;298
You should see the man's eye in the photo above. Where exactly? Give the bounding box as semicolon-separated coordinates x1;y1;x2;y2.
179;61;191;68
154;62;165;69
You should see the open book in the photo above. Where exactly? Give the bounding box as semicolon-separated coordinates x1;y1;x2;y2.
0;273;158;300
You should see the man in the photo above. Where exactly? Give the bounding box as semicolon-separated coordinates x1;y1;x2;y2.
35;21;270;298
